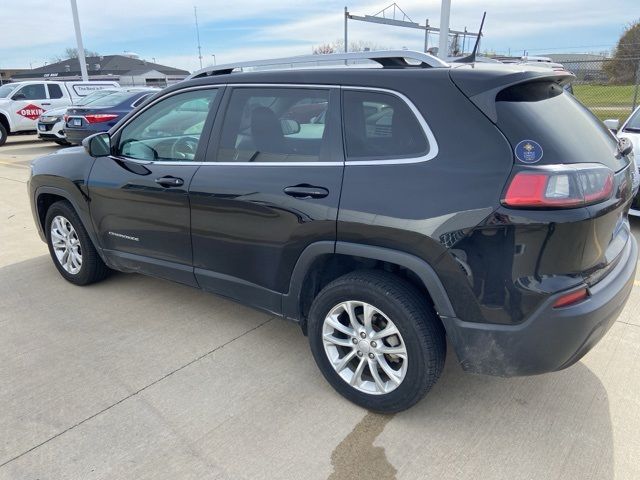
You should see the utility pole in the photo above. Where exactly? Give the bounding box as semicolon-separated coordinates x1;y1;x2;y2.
438;0;451;59
424;19;429;52
70;0;88;81
194;6;203;69
344;6;348;52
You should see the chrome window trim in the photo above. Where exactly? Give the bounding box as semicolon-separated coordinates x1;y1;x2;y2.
111;83;439;167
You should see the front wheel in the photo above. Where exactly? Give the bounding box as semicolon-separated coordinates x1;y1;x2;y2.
45;201;110;285
0;123;7;147
308;270;446;413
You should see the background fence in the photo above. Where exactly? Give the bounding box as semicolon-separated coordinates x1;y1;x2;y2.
567;57;640;122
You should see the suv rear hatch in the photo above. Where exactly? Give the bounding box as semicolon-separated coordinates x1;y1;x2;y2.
451;64;634;297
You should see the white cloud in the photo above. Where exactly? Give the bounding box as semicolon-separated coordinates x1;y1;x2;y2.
0;0;634;70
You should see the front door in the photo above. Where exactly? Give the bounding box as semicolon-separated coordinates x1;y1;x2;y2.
10;83;48;131
189;86;344;313
87;87;222;285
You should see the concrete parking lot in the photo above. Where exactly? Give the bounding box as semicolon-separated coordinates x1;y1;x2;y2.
1;134;639;480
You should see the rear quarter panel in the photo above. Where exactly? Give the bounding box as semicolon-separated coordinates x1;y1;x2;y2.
337;71;514;321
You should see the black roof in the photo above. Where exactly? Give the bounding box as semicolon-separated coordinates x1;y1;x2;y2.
12;55;189;79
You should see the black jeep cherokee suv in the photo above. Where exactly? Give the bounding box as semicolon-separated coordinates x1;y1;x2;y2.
28;51;638;412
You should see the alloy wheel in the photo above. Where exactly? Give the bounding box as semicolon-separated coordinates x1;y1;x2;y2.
50;215;83;274
322;301;408;395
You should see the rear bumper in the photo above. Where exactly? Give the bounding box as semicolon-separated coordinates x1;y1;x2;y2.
443;234;637;376
64;129;92;144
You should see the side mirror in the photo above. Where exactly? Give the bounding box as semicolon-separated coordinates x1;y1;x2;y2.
280;118;301;135
604;119;620;133
83;132;111;157
12;93;26;100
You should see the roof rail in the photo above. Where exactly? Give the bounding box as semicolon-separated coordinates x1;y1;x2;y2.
187;50;449;79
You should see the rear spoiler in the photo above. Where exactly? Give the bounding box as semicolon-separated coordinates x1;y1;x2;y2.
449;65;574;123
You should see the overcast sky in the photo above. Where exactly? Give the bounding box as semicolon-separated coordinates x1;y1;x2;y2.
0;0;635;72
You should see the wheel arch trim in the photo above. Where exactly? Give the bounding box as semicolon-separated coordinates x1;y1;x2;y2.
34;186;104;258
283;241;456;322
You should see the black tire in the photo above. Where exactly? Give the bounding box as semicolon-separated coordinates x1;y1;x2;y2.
54;139;71;146
308;270;446;413
45;201;110;285
0;123;7;147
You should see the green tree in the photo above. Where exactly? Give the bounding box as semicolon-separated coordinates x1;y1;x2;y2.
604;20;640;85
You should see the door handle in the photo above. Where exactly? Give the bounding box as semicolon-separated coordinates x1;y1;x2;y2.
283;185;329;199
155;176;184;187
41;102;51;106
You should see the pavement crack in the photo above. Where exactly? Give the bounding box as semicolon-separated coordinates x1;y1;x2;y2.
0;175;26;184
0;316;274;469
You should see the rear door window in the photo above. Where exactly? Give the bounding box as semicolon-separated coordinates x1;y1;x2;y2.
342;90;428;160
215;87;334;163
47;84;64;99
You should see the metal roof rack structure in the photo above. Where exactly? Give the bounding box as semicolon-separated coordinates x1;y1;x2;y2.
187;50;449;79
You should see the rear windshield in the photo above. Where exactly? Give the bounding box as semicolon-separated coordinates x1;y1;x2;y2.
87;91;142;108
76;89;119;106
623;108;640;132
495;81;625;171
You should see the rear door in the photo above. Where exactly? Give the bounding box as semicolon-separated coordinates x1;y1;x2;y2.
87;86;222;285
189;85;344;313
45;83;70;110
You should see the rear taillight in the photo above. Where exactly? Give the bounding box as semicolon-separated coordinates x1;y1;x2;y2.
63;114;69;123
502;164;614;208
84;114;119;124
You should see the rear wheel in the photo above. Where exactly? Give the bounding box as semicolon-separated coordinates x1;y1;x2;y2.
0;123;7;147
45;201;110;285
308;270;446;413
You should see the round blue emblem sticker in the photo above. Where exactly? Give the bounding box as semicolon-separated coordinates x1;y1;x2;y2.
515;140;543;164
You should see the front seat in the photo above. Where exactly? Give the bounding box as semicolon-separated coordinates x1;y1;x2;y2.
251;107;286;155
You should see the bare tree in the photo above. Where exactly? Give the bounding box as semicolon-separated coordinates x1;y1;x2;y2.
63;47;101;59
313;39;390;54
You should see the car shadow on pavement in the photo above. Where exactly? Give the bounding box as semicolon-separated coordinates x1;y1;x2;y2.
378;349;614;479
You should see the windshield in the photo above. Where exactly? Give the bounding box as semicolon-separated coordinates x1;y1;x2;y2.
0;84;17;98
76;89;120;106
624;108;640;132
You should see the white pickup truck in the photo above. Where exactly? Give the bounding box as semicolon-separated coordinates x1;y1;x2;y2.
0;80;119;146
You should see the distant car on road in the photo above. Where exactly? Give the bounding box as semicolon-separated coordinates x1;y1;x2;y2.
63;88;157;145
605;107;640;216
37;88;122;145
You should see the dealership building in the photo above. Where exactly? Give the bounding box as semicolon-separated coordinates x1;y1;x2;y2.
10;53;189;87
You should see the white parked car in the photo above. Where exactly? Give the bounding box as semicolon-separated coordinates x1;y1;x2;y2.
36;88;121;145
0;80;120;146
605;108;640;216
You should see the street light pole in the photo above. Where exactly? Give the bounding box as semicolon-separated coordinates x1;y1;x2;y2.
438;0;451;59
70;0;89;81
211;54;216;66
